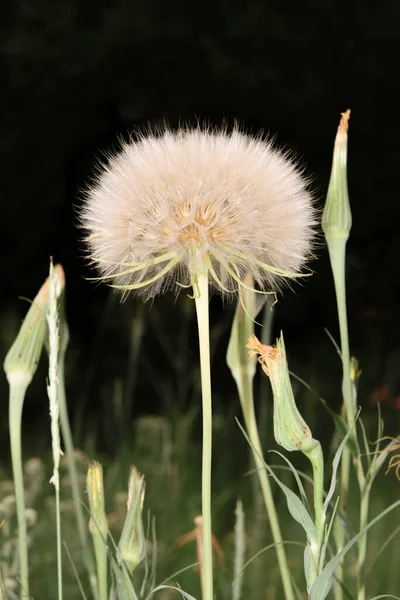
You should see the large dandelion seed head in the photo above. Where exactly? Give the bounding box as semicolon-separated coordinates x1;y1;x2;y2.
81;127;316;298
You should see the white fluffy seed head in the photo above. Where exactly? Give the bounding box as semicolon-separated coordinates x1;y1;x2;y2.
81;127;316;298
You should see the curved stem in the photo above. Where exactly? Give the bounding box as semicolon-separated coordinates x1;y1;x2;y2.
194;272;213;600
9;377;30;599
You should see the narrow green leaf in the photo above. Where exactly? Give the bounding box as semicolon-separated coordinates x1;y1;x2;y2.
269;450;310;509
323;425;353;513
236;420;317;542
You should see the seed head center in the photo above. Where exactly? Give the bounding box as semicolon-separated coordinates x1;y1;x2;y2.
175;202;223;246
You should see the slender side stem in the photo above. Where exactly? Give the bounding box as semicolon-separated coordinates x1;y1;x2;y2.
9;377;30;599
356;484;370;600
194;272;213;600
57;359;98;598
239;373;295;600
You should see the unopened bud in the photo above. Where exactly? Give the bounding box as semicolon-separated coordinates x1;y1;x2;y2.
4;274;50;388
87;462;108;538
322;109;352;242
118;467;146;575
247;333;318;453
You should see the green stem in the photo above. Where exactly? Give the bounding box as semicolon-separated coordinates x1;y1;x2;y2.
328;238;370;598
305;442;325;585
239;372;295;600
334;444;350;600
9;376;30;599
327;239;354;425
327;237;354;599
357;484;370;600
194;271;213;600
92;536;108;600
58;359;98;597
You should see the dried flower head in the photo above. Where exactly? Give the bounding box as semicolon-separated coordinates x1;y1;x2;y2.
81;127;316;298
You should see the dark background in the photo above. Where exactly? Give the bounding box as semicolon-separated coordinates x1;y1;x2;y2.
2;1;400;445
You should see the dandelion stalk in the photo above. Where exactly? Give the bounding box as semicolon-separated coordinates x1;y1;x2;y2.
4;273;49;598
227;281;295;600
194;269;214;600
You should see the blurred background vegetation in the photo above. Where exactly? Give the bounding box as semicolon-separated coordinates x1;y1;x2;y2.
1;2;400;597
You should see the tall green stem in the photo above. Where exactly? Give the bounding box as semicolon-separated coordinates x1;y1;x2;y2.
194;271;213;600
9;376;30;599
327;238;353;600
239;373;295;600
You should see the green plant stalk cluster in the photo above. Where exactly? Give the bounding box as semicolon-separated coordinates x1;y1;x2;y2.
227;286;295;600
